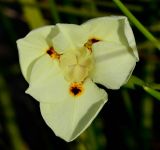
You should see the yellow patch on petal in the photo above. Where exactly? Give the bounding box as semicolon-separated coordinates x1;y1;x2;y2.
69;82;84;97
46;47;60;59
84;38;100;52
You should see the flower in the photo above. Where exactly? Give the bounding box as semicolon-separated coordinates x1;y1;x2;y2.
17;16;139;142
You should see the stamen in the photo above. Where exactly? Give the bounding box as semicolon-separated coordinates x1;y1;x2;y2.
46;47;60;59
84;38;100;52
69;82;84;97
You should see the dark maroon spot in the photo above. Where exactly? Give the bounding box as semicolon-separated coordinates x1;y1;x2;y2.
91;38;100;44
71;87;81;95
47;47;54;56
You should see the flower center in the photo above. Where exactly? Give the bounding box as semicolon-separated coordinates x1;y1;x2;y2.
59;49;94;82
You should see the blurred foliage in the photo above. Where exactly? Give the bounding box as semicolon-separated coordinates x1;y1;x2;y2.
0;0;160;150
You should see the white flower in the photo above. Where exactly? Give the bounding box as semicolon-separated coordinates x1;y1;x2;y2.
17;16;138;142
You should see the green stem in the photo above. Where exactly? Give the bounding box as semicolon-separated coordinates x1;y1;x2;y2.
113;0;160;50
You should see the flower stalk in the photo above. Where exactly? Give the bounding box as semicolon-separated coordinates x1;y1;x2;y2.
113;0;160;50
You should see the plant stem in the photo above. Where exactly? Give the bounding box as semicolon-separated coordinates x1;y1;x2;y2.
113;0;160;50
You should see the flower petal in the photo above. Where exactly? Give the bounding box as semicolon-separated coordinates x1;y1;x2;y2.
82;16;139;60
26;54;69;103
17;25;54;81
82;16;122;43
40;79;107;142
91;41;137;89
51;24;88;53
40;99;76;141
123;17;139;60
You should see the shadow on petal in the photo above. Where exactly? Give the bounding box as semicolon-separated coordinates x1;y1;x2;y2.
26;54;46;82
70;99;106;141
118;19;138;60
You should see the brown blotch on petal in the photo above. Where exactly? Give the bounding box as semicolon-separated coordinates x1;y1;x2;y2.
47;47;54;55
84;38;100;52
69;82;84;97
46;47;60;59
90;38;100;43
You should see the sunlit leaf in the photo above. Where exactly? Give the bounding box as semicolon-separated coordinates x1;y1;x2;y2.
18;0;46;29
125;75;145;89
143;86;160;101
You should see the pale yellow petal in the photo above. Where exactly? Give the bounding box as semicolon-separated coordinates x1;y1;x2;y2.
40;79;107;142
82;16;139;60
17;26;54;81
82;16;123;44
51;24;88;53
91;41;137;89
26;54;69;103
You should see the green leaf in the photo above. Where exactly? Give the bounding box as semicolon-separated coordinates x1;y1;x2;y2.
18;0;46;29
143;86;160;101
125;75;145;89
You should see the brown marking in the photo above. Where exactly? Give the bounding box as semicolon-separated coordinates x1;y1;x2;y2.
84;38;100;52
46;47;60;59
69;82;84;97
